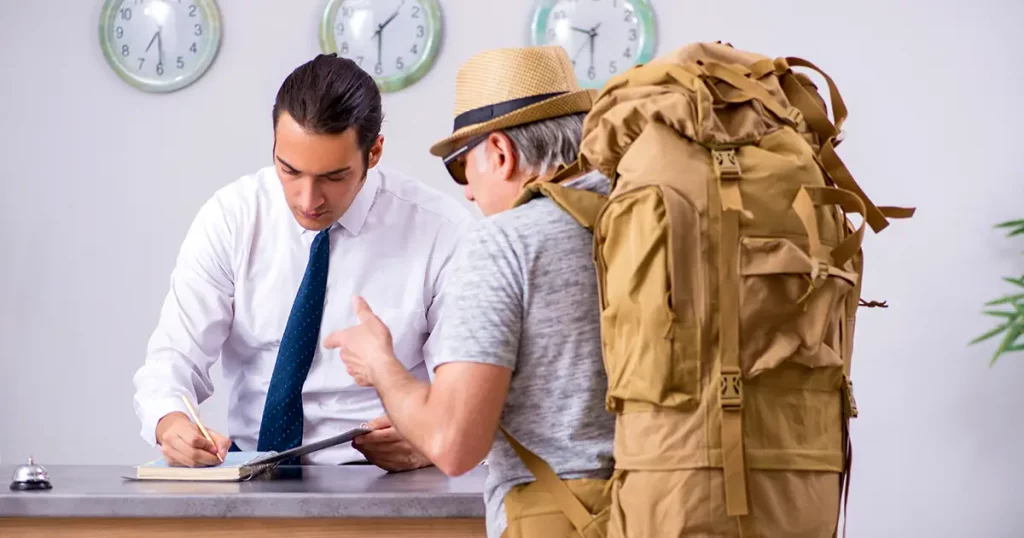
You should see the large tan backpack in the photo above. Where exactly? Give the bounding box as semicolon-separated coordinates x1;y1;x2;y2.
507;41;915;538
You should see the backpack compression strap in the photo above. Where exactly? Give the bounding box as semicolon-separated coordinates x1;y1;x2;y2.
499;427;596;534
511;158;608;231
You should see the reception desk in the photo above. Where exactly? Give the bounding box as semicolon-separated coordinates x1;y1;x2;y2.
0;464;487;537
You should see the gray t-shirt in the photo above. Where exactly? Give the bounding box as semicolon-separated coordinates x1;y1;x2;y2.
434;171;616;538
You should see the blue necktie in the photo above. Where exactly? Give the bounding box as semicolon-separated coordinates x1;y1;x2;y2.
257;228;331;458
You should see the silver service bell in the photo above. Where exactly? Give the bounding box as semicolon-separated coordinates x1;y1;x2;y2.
9;456;52;491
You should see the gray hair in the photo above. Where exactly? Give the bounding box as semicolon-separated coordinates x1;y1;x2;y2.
501;113;586;175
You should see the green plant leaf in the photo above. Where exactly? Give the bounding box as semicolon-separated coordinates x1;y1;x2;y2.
995;219;1024;228
985;293;1024;306
1003;276;1024;288
991;325;1024;366
983;309;1017;318
972;322;1011;345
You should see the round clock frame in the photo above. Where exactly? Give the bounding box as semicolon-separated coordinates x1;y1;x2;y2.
319;0;443;93
529;0;657;89
99;0;223;93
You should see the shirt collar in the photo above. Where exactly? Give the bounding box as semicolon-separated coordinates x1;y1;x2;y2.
296;167;381;236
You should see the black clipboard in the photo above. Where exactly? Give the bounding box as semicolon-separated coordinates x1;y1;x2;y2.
250;424;372;466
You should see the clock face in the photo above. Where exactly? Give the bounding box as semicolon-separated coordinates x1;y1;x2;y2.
99;0;222;93
320;0;442;93
531;0;657;89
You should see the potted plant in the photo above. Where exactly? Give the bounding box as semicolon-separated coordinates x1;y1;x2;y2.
971;219;1024;365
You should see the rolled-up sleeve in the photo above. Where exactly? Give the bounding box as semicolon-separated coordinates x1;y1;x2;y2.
132;194;235;446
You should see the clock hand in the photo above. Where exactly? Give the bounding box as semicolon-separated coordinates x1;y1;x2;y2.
376;25;383;70
144;30;159;54
588;32;595;71
571;26;591;35
572;39;589;62
379;0;405;32
157;27;164;66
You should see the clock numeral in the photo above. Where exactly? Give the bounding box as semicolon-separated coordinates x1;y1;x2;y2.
138;57;145;70
411;6;420;18
624;9;634;22
613;0;619;6
121;44;130;56
411;44;419;54
374;63;383;75
553;10;567;20
416;25;424;37
587;66;596;80
190;42;198;54
609;61;618;74
628;29;637;41
335;23;344;35
341;42;349;54
546;29;556;42
623;47;632;58
342;6;354;17
356;56;364;66
396;57;405;70
189;4;198;17
116;26;124;39
194;23;203;36
120;8;132;20
177;56;185;69
156;62;164;76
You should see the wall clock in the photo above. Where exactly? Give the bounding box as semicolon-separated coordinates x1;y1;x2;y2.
99;0;223;93
530;0;657;89
320;0;443;93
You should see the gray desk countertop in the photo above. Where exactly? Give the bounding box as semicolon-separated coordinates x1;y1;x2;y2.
0;464;487;518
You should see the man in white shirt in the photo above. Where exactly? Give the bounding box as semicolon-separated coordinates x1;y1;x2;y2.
132;53;473;469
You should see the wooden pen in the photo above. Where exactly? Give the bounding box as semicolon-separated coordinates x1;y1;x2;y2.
179;393;224;463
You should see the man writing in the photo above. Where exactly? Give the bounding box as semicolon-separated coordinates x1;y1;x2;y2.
325;46;615;538
132;54;472;469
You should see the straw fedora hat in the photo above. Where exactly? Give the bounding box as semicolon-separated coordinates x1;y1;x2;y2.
428;46;596;159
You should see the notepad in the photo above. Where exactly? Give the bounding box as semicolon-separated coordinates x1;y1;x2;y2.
136;451;278;481
131;425;371;481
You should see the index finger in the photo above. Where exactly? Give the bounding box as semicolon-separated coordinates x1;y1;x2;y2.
323;329;347;350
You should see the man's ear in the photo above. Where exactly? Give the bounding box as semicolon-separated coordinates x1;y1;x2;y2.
489;132;518;182
367;135;384;169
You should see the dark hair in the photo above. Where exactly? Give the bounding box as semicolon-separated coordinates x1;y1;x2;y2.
272;53;383;155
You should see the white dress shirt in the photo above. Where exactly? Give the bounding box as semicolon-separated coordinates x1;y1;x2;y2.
132;165;473;464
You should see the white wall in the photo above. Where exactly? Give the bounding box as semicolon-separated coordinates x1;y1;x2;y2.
1;0;1022;536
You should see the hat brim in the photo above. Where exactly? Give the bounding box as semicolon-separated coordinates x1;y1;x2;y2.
429;89;597;158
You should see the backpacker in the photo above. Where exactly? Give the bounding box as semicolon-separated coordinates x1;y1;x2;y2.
509;41;915;537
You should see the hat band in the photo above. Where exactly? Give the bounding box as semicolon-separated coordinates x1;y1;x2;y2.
452;91;567;131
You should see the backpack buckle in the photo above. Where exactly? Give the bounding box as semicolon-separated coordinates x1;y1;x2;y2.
810;259;830;287
720;372;743;410
712;149;741;180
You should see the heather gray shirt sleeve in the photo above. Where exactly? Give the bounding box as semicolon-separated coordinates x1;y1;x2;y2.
434;220;523;371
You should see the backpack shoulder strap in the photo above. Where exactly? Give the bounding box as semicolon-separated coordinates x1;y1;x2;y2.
512;178;608;231
499;427;595;534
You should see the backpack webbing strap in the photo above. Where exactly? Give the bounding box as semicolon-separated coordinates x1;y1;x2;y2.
513;181;607;231
712;149;752;537
776;63;895;234
702;61;800;130
500;427;595;534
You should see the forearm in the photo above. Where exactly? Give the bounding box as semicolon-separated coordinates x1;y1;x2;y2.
372;358;442;461
370;356;509;476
